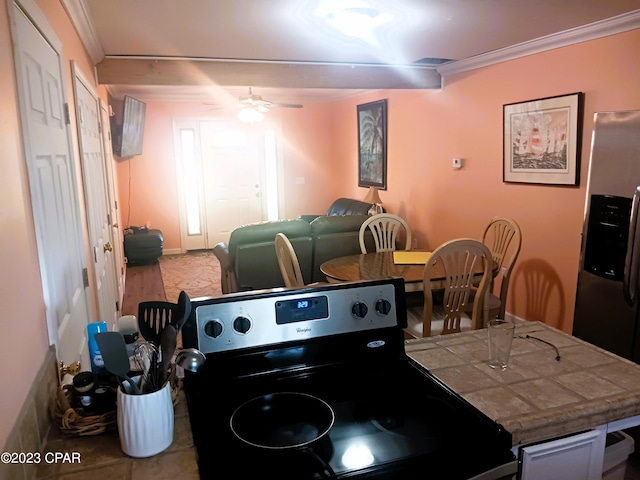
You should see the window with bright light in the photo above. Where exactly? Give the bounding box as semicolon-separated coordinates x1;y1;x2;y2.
180;129;201;235
264;129;278;220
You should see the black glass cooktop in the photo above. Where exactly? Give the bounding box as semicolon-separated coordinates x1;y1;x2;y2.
184;356;513;479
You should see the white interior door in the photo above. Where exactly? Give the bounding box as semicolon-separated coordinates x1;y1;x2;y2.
10;0;92;368
72;65;119;330
100;100;125;309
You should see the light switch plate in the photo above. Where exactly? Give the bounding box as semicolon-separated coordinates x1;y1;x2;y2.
452;158;463;169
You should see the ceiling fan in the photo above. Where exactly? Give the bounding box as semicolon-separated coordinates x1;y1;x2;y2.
208;88;303;122
238;88;303;112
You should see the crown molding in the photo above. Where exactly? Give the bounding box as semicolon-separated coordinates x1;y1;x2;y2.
437;9;640;78
60;0;104;64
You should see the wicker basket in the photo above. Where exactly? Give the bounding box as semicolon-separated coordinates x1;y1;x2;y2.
50;384;117;436
50;368;181;437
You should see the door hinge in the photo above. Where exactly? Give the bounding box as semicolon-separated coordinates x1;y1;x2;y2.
82;267;89;287
64;103;70;125
115;300;120;312
107;213;111;225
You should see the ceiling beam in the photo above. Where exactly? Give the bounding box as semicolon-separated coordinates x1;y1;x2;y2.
95;57;442;90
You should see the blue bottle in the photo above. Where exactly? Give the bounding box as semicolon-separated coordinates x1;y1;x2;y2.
87;321;108;375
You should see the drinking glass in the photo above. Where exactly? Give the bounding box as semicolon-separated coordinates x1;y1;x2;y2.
488;319;515;370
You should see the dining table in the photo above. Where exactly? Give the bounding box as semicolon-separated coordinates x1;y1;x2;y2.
320;250;498;293
320;251;432;292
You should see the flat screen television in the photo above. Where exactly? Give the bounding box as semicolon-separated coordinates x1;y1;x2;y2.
111;95;146;157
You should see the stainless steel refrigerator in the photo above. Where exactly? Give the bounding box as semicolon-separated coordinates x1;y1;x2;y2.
573;109;640;362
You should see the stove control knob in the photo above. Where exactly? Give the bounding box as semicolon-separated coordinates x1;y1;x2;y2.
375;299;392;315
351;301;368;318
203;320;223;338
233;316;251;334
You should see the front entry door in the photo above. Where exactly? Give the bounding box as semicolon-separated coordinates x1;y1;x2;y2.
200;121;265;247
175;119;276;251
73;64;119;330
10;1;92;367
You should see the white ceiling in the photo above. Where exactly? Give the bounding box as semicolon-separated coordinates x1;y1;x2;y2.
66;0;640;104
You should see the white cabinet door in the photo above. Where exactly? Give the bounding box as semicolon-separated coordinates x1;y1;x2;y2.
520;427;606;480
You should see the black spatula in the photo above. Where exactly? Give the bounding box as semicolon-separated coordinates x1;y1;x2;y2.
95;332;142;394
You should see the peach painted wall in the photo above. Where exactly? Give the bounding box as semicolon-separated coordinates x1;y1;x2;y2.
328;29;640;332
0;0;108;449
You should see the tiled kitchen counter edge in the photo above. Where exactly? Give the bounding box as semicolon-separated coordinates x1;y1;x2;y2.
405;321;640;446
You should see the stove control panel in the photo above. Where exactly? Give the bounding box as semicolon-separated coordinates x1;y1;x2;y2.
195;280;401;354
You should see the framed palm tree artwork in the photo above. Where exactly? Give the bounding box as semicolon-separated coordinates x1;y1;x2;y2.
357;99;387;189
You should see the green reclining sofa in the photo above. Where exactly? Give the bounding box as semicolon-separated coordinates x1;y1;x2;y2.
213;198;378;293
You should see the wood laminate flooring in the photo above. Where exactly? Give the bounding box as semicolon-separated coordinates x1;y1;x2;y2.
121;261;166;317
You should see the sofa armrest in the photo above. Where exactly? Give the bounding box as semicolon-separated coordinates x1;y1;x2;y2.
299;214;321;223
213;242;237;294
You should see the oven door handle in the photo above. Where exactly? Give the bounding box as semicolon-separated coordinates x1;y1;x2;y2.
467;459;518;480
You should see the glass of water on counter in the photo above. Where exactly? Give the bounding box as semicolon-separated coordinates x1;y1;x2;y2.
488;319;515;370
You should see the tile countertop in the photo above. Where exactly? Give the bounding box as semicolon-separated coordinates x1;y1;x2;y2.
37;389;200;480
405;321;640;446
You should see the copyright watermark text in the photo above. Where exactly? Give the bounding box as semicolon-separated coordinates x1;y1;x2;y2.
1;451;81;464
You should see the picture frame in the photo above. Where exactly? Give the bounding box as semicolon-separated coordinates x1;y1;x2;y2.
503;92;583;185
357;99;387;190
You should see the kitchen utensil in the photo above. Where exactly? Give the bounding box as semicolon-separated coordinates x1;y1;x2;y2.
174;291;192;332
230;392;336;479
137;301;174;345
137;291;190;345
132;341;159;391
142;349;160;394
159;325;177;386
94;332;142;394
175;348;206;372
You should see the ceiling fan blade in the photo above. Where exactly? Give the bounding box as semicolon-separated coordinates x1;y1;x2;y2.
269;103;303;109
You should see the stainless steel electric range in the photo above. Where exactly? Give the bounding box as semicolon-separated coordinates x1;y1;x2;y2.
181;278;517;479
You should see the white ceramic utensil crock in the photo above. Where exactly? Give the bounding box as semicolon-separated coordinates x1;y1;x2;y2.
117;381;173;457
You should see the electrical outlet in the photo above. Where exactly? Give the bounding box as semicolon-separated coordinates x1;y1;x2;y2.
452;158;463;169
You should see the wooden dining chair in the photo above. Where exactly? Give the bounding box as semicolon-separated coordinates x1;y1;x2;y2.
359;213;412;253
275;233;305;288
405;239;493;338
466;217;522;320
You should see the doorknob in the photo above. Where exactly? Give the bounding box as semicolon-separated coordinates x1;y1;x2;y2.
103;242;113;253
59;360;81;378
113;223;119;228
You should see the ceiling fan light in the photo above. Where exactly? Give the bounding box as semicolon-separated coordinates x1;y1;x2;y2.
237;107;265;123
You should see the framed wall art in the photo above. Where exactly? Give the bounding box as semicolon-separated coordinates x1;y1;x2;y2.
357;99;387;190
503;92;583;185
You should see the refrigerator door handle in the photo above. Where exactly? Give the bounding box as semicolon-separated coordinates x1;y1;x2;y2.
623;186;640;305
